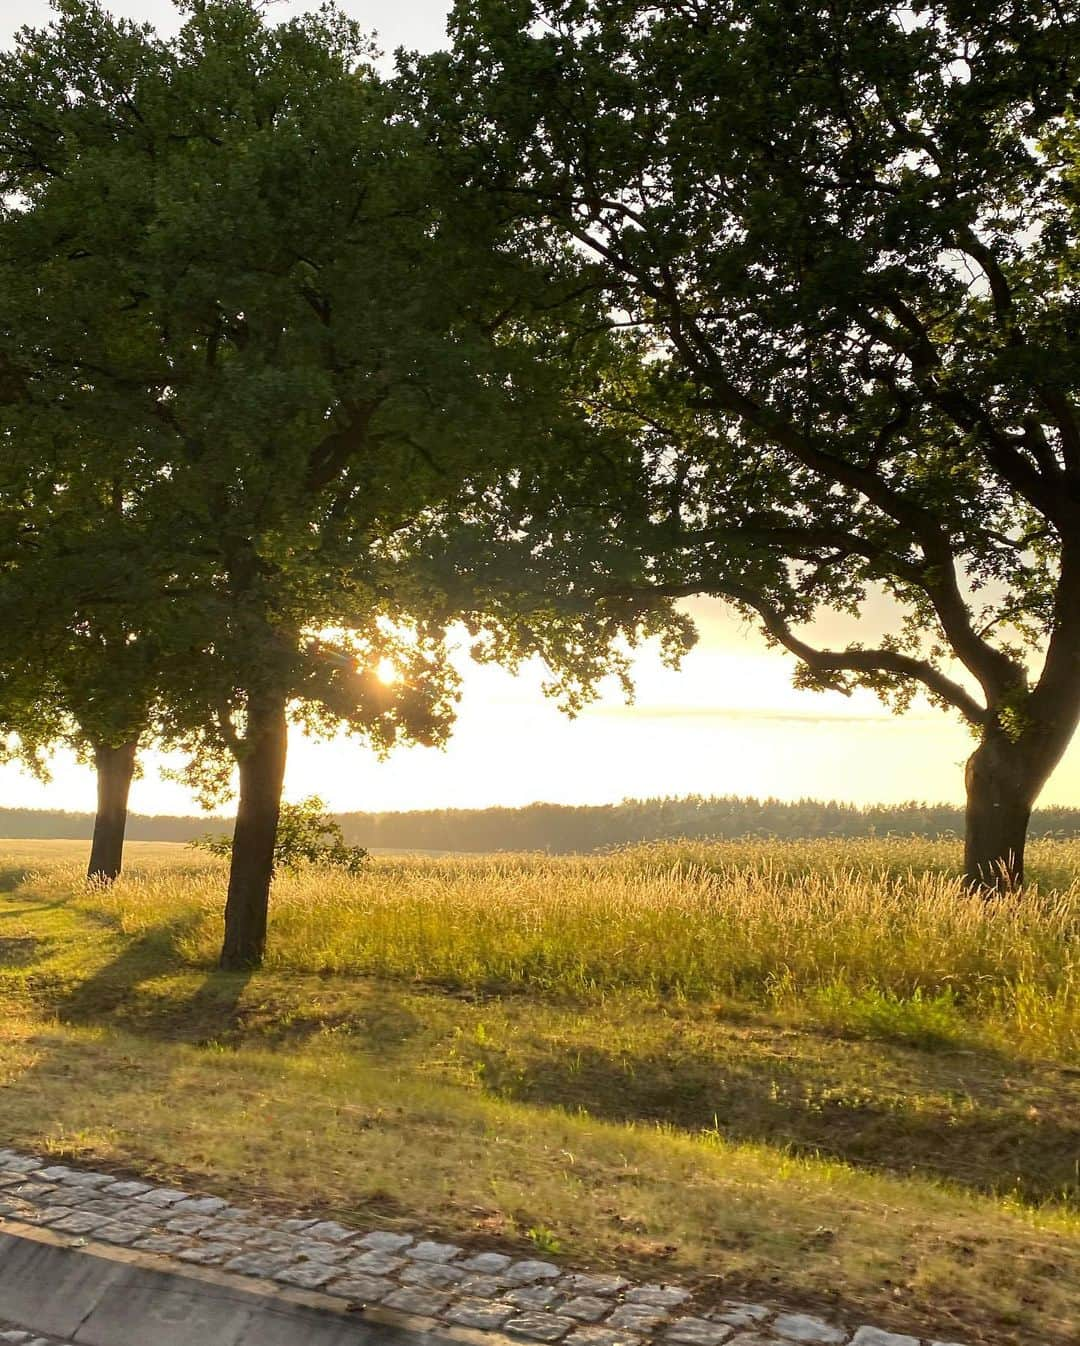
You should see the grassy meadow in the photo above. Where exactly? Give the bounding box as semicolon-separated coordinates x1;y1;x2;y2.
0;837;1077;1344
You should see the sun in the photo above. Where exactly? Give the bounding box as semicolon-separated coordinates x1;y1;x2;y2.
375;657;399;685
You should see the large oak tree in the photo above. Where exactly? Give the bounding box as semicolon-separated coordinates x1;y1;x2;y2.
1;0;662;963
430;0;1080;887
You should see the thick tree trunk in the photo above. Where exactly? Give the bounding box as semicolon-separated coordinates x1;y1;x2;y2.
87;740;138;883
220;689;288;970
963;733;1033;892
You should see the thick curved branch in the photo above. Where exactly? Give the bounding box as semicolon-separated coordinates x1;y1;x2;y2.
611;577;989;727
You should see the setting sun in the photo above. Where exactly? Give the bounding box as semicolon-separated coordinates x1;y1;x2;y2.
375;657;399;685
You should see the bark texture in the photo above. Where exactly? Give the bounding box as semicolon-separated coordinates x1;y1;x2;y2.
963;730;1036;891
87;740;138;883
220;689;288;970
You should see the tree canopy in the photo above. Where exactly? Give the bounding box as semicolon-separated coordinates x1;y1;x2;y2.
427;0;1080;885
0;0;673;961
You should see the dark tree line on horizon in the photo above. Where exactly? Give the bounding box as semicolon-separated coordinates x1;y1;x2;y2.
2;0;1080;967
4;795;1080;853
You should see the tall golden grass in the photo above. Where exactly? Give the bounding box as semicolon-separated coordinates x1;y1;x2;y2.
35;836;1075;1061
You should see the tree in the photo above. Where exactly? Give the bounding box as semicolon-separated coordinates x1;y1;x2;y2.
432;0;1080;888
0;384;165;883
1;0;663;963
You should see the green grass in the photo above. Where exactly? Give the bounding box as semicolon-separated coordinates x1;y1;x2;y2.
62;835;1080;1060
0;838;1077;1345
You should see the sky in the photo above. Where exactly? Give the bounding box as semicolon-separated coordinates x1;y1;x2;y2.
2;0;1078;818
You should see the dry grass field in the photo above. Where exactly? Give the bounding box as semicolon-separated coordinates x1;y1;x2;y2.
0;837;1076;1344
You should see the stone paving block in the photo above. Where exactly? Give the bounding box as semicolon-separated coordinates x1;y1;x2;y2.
58;1172;114;1189
295;1239;351;1264
506;1259;563;1285
459;1274;510;1297
170;1195;228;1216
328;1273;395;1303
303;1220;356;1244
608;1307;670;1333
561;1274;630;1297
505;1285;561;1311
209;1222;264;1243
0;1160;42;1177
274;1262;336;1289
772;1315;845;1344
446;1299;516;1330
113;1204;159;1226
132;1234;192;1255
400;1262;465;1289
462;1251;513;1274
134;1187;189;1208
77;1197;129;1217
665;1319;733;1346
91;1222;145;1246
407;1239;461;1263
566;1329;645;1346
0;1331;32;1342
47;1211;110;1235
506;1312;577;1342
31;1166;74;1182
711;1306;771;1329
101;1180;152;1198
163;1215;212;1235
850;1331;918;1346
626;1287;692;1309
382;1287;452;1317
218;1204;257;1219
177;1242;234;1265
246;1229;296;1253
8;1183;56;1202
18;1205;71;1226
356;1229;413;1252
223;1250;292;1278
561;1297;612;1322
725;1335;786;1346
348;1249;407;1275
278;1217;320;1233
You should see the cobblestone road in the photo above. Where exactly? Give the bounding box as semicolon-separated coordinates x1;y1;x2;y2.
0;1149;965;1346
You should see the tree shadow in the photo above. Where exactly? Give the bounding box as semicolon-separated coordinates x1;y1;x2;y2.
52;931;422;1053
51;917;255;1048
464;1034;1080;1208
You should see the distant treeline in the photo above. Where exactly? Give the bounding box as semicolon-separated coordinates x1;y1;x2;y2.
4;795;1080;852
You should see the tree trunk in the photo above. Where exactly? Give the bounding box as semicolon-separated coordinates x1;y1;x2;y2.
87;740;138;883
963;730;1037;892
220;689;288;970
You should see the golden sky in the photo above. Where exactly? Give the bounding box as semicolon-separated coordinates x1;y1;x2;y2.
4;599;1078;816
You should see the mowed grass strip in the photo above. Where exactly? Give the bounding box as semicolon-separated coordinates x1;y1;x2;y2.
0;839;1076;1345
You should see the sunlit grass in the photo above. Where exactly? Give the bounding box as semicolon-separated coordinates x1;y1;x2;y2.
48;837;1080;1061
0;837;1078;1344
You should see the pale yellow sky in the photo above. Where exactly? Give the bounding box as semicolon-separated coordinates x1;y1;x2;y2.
3;3;1078;818
4;599;1079;816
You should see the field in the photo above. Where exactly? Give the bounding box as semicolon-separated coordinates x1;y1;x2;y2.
0;837;1076;1345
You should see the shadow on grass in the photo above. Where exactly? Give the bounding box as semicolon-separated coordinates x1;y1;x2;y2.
0;866;35;892
464;1036;1080;1209
53;916;256;1047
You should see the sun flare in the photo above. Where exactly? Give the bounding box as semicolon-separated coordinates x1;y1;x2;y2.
375;657;399;685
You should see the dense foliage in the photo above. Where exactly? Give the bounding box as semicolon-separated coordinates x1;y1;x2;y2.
426;0;1080;886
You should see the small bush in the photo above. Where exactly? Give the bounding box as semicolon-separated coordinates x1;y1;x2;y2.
190;796;368;875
